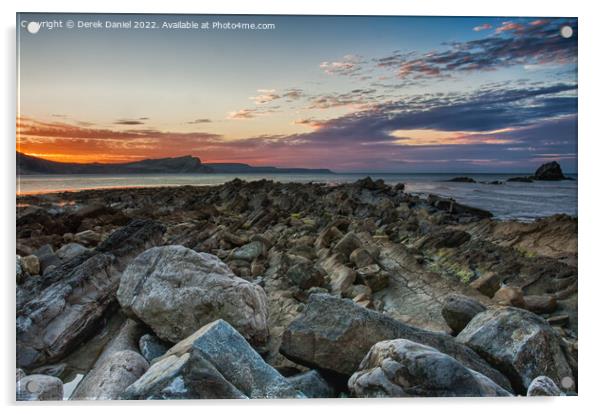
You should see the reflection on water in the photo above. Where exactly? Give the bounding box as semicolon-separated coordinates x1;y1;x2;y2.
17;173;577;222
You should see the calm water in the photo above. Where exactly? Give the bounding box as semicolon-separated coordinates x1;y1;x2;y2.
16;173;577;222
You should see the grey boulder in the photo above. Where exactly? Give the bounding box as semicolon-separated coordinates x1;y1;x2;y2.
117;245;269;348
441;294;486;334
139;334;170;362
280;294;511;391
527;376;562;396
287;370;335;398
17;374;63;401
348;339;512;397
456;307;574;394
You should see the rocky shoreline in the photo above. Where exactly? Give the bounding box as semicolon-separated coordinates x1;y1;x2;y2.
16;176;577;400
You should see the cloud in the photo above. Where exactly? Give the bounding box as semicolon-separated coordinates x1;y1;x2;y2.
227;107;277;120
375;18;576;80
250;89;280;104
320;54;364;76
308;89;379;109
473;23;492;32
187;118;212;124
114;118;146;125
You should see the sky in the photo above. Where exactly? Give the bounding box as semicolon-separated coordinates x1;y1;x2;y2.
16;13;577;173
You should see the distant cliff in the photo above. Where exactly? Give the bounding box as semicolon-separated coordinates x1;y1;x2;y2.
16;152;333;175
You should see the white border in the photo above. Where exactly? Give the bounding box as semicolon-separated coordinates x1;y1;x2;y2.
2;0;600;412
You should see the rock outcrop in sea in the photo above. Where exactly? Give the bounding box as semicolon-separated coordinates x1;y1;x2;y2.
15;172;577;400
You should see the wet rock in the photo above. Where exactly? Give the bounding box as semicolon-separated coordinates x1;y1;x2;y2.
350;248;374;268
126;320;303;399
527;375;562;396
349;339;511;397
333;232;362;259
16;374;63;401
33;244;60;274
441;294;486;335
139;334;170;362
74;229;102;246
20;255;40;276
456;307;574;394
287;370;335;398
356;264;389;292
534;161;566;181
523;295;558;314
16;220;165;369
447;177;477;183
280;294;511;391
71;350;149;400
55;242;89;261
117;245;269;348
230;240;265;261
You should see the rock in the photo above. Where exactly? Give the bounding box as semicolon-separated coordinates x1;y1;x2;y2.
547;314;570;326
507;176;533;183
447;176;477;183
94;319;145;368
441;294;486;335
287;370;335;398
125;320;303;399
414;229;471;249
356;264;389;292
469;272;502;297
16;256;24;284
230;241;265;261
350;248;374;268
139;334;170;362
33;244;60;274
286;262;325;290
456;307;574;394
523;295;558;314
17;220;165;369
348;339;512;397
322;255;356;296
55;242;89;261
17;368;26;382
71;350;149;400
333;232;362;259
527;375;562;396
117;245;269;348
315;226;343;249
16;374;63;401
347;284;372;299
427;195;493;219
493;286;526;307
122;350;246;400
534;161;566;181
20;255;40;275
74;229;102;246
280;294;511;391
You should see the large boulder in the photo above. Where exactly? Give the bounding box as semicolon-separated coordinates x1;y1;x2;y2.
16;220;165;369
280;294;511;391
16;374;63;401
348;339;512;397
124;320;304;399
527;376;562;396
117;245;269;348
287;370;335;398
71;350;149;400
456;307;574;394
441;294;486;335
534;161;566;180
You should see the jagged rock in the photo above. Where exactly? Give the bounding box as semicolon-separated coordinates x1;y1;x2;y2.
441;294;486;335
139;334;170;362
55;242;89;261
350;248;374;268
356;264;389;292
287;370;335;398
16;374;63;401
333;232;362;259
71;350;149;400
523;295;558;314
230;241;265;261
349;339;512;397
534;161;566;181
16;220;165;369
125;320;303;399
280;294;511;391
456;307;574;394
117;245;269;348
20;255;40;275
74;229;102;246
527;375;562;396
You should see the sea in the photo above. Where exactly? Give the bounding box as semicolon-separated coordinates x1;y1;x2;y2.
16;173;577;222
